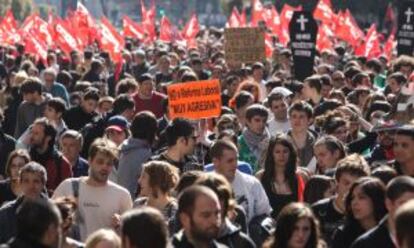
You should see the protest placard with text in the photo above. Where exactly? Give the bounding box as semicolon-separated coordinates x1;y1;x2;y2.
224;27;265;64
167;80;222;120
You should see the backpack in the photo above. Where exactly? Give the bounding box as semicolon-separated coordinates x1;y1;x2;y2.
80;117;107;157
70;178;83;241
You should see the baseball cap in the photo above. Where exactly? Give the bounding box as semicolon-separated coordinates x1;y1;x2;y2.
106;115;129;133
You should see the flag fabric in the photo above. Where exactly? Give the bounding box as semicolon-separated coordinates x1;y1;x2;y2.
313;0;335;24
251;0;265;27
265;6;281;37
279;4;302;46
159;16;173;42
240;8;247;27
2;9;18;33
53;18;81;56
265;33;273;58
335;9;364;47
70;2;97;47
141;0;156;41
123;16;145;40
182;14;200;40
98;17;124;63
317;24;334;52
354;24;381;59
20;14;54;47
25;33;48;65
226;7;242;28
383;34;395;61
1;9;21;44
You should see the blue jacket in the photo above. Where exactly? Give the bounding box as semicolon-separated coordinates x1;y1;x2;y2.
43;82;70;106
117;138;152;197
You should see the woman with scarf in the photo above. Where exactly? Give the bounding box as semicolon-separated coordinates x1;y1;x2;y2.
257;135;306;219
238;104;270;173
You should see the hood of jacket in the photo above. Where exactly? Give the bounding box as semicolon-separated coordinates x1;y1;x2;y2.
120;138;150;154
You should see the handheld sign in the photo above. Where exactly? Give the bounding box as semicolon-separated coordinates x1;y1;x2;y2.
224;27;265;64
289;11;318;82
167;80;222;120
397;1;414;56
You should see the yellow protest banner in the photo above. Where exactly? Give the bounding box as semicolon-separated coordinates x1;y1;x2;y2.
167;80;222;120
224;27;266;64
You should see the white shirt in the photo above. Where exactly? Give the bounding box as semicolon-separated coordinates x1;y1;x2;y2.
268;118;291;136
230;170;272;222
53;178;132;241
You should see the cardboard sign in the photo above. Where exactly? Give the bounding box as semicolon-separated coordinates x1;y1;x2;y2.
224;27;265;64
167;80;222;120
289;11;318;81
397;1;414;56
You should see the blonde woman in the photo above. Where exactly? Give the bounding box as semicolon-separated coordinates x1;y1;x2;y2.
85;229;121;248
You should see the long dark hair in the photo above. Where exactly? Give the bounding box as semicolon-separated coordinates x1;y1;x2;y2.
265;202;322;248
261;134;298;196
345;177;387;226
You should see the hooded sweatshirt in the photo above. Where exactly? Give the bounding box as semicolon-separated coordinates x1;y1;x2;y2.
117;138;152;197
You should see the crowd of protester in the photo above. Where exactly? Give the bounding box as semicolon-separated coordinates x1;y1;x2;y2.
1;17;414;248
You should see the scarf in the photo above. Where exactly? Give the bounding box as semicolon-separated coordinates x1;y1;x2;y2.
242;127;270;160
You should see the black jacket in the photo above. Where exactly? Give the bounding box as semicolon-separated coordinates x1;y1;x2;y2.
172;231;228;248
217;219;256;248
351;217;395;248
63;105;97;131
80;112;115;158
0;131;15;177
0;197;23;243
332;222;366;248
132;62;150;80
0;236;50;248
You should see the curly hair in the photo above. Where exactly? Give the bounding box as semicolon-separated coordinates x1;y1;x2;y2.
142;161;179;198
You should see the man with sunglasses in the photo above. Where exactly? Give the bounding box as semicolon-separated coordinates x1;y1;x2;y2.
151;118;203;174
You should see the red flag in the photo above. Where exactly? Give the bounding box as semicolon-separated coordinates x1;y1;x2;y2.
70;2;97;47
317;24;334;52
1;9;21;44
265;6;281;36
226;7;241;28
20;14;54;47
141;0;156;41
25;33;48;65
313;0;334;24
98;17;124;63
336;9;364;47
354;24;380;59
53;18;81;56
20;13;38;34
383;34;395;61
122;16;145;40
265;33;273;58
251;0;265;27
182;14;200;39
279;4;302;46
364;24;381;59
240;8;247;27
159;16;173;42
1;28;21;45
2;9;18;33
